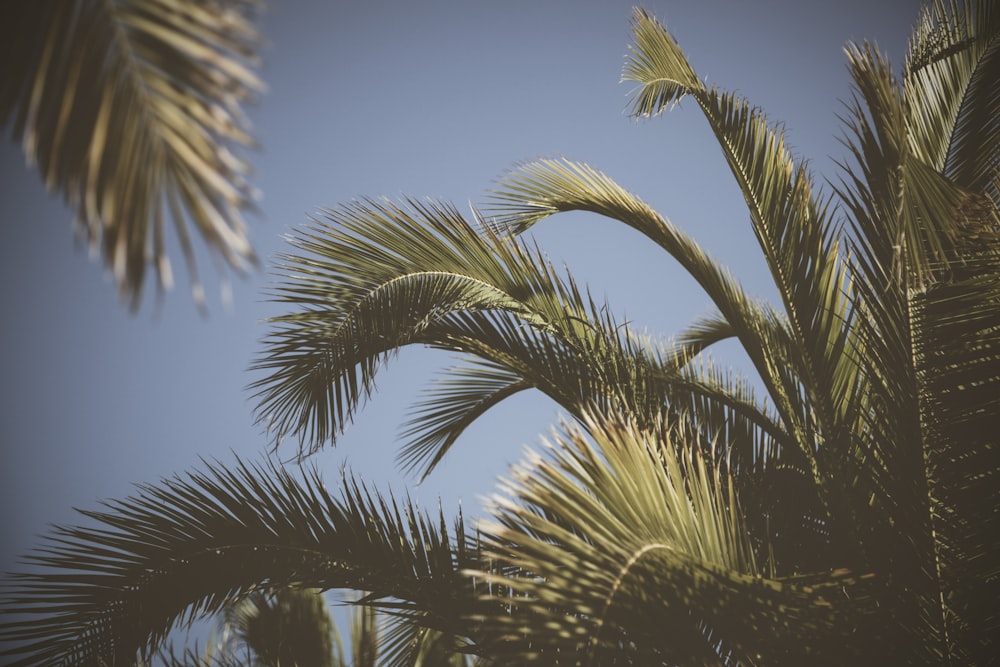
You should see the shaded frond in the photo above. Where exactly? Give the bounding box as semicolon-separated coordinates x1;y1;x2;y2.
906;0;1000;199
213;588;337;667
0;458;479;666
910;214;1000;661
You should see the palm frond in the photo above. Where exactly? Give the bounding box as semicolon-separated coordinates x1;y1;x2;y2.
0;458;479;667
625;9;880;568
906;0;1000;199
398;361;532;480
484;153;867;572
0;0;262;309
486;159;811;449
910;211;1000;661
251;197;577;455
472;412;892;665
252;197;753;475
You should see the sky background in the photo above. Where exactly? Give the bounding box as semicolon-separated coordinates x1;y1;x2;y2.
1;0;920;619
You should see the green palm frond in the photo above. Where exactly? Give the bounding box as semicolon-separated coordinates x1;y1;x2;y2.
485;156;864;567
0;458;480;667
624;11;859;473
486;159;809;445
909;215;1000;660
473;412;889;665
251;197;575;453
398;360;532;479
0;0;263;309
252;197;738;475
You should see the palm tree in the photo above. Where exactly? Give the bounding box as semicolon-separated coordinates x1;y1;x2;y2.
1;1;996;664
184;588;475;667
205;588;337;667
0;0;263;310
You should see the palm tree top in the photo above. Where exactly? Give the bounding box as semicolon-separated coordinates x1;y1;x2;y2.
1;2;997;664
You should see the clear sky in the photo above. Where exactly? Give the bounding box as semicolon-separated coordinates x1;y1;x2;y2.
1;0;921;588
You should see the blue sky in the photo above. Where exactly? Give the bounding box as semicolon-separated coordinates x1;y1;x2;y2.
1;0;920;589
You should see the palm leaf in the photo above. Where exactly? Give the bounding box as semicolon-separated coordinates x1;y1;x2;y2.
485;156;864;571
398;360;533;479
913;274;1000;661
624;10;861;511
486;159;810;457
472;412;891;665
0;0;262;309
906;0;1000;198
0;458;480;666
251;197;572;453
251;197;747;475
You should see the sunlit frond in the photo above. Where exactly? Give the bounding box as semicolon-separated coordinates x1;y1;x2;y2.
473;412;892;664
0;0;263;309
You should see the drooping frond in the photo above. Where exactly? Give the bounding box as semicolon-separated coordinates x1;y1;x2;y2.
252;197;762;478
251;197;577;454
397;360;533;480
0;458;479;666
0;0;263;309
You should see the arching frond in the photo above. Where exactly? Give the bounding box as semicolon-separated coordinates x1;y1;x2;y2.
252;198;771;476
486;159;809;451
251;198;583;454
0;458;480;667
398;360;533;480
0;0;262;309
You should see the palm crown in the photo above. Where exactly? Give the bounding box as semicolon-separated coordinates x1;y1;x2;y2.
2;2;997;665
